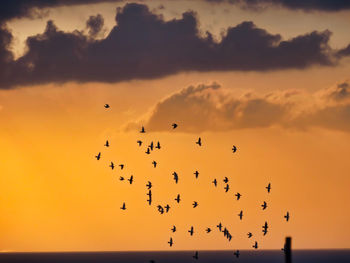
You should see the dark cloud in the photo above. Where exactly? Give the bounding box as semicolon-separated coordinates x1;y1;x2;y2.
1;3;343;89
337;44;350;57
206;0;350;12
86;14;104;38
130;81;350;133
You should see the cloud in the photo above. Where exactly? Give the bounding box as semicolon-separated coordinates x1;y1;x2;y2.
127;81;350;133
86;14;105;38
1;3;345;89
206;0;350;12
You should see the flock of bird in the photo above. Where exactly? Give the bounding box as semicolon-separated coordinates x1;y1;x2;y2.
95;103;291;261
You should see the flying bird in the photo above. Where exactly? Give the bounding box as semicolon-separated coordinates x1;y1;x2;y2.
261;201;267;210
168;237;173;247
104;104;110;108
196;137;202;146
235;192;241;200
119;176;125;181
193;251;199;260
152;160;157;168
165;204;170;213
223;177;229;183
128;175;133;184
157;205;164;214
188;226;194;236
234;250;240;258
174;194;181;204
171;225;176;233
172;123;178;129
217;222;223;232
194;170;199;179
192;201;198;208
266;183;271;193
149;142;154;151
253;241;258;249
137;140;142;146
206;227;211;233
104;140;109;147
140;126;145;133
247;232;253;238
147;190;152;205
120;202;126;210
146;181;152;189
155;141;161;149
212;178;217;187
173;172;179;184
95;152;101;160
224;184;230;192
262;221;268;236
145;148;150;154
119;164;124;170
232;145;237;153
238;210;243;220
109;162;115;170
284;212;290;222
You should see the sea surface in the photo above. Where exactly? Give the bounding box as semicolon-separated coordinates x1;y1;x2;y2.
0;250;349;263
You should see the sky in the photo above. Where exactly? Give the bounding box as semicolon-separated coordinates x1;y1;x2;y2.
0;0;350;252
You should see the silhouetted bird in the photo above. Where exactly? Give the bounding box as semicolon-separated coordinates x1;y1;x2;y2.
120;202;126;210
140;126;145;133
145;148;150;154
266;183;271;193
193;251;199;260
104;140;109;147
194;170;199;179
171;225;176;233
173;172;179;184
146;181;152;189
223;177;229;183
247;232;253;238
152;160;157;168
238;210;243;220
206;227;211;233
217;222;223;232
168;237;173;247
175;194;181;203
119;176;124;181
262;221;268;236
137;140;142;146
232;145;237;153
165;204;170;213
212;179;217;187
95;152;101;160
188;226;194;236
224;184;230;192
104;104;110;108
235;192;241;200
157;205;164;214
147;191;152;205
155;141;161;149
149;142;154;151
196;137;202;146
284;211;290;222
128;175;133;184
261;201;267;210
253;241;258;249
119;164;124;170
192;201;198;208
172;123;178;129
234;250;240;258
109;162;115;170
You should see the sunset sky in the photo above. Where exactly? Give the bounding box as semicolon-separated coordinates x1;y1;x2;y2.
1;0;350;252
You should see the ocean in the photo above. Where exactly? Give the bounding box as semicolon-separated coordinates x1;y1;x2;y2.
0;250;349;263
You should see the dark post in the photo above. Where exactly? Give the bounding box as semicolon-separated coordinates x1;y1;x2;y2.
284;236;292;263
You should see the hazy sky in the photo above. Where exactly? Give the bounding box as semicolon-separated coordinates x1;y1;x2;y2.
0;0;350;252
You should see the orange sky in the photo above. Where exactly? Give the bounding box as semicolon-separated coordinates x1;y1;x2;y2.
1;0;350;252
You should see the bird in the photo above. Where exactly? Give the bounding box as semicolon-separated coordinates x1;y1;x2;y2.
194;170;199;179
146;181;152;189
152;160;157;168
232;145;237;153
149;142;154;151
128;175;133;184
247;232;253;238
212;179;217;187
174;194;181;203
196;137;202;146
217;222;223;232
193;251;199;260
188;226;194;236
120;202;126;210
137;140;142;146
168;237;173;247
172;172;179;184
119;164;124;170
109;162;115;170
171;225;176;233
104;104;110;108
145;148;150;154
147;190;152;205
261;201;267;210
165;204;170;213
155;141;161;149
172;123;178;129
95;152;101;160
104;140;109;147
262;221;268;236
206;227;211;233
157;205;164;214
266;183;271;193
235;192;241;200
223;177;229;183
224;184;230;192
238;210;243;220
253;241;258;249
192;201;198;208
234;250;240;258
284;212;290;222
140;126;145;133
119;176;125;181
